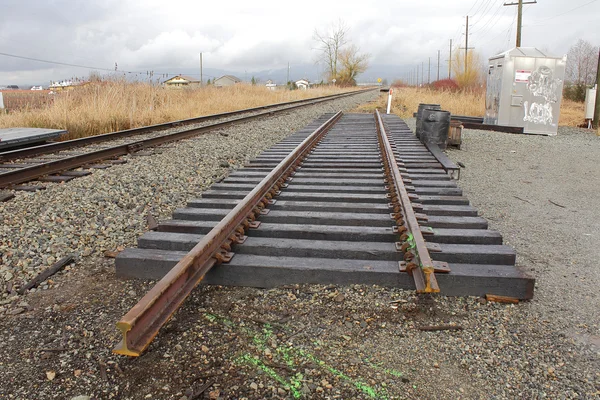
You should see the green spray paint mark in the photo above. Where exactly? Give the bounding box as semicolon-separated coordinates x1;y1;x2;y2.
252;324;273;347
278;346;296;368
203;313;387;399
406;233;416;250
236;354;303;399
294;348;387;399
364;358;405;378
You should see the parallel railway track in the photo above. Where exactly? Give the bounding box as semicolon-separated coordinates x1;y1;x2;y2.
0;89;371;191
114;110;533;356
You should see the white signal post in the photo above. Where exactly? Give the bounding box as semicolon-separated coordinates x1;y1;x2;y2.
386;88;393;114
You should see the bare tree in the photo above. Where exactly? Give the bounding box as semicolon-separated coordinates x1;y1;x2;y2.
313;20;348;82
566;39;599;86
337;45;370;86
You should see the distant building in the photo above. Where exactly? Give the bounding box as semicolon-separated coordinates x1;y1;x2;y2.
295;79;309;90
48;80;89;92
163;75;201;88
265;80;277;91
214;75;241;87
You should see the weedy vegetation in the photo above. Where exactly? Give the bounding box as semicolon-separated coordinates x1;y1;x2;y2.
356;87;587;127
0;82;348;141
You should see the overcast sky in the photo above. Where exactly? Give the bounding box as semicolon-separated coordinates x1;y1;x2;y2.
1;0;599;85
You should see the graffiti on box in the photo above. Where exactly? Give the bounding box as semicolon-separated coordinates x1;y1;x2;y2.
523;65;562;125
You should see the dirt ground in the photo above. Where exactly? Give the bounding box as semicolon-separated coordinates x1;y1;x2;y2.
1;121;599;399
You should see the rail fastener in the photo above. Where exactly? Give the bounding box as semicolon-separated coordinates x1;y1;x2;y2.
375;109;445;293
113;112;343;357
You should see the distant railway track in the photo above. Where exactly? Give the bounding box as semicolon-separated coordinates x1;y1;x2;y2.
113;110;533;356
0;89;372;191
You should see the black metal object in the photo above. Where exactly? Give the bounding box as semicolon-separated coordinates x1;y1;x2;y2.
416;104;441;139
457;121;525;134
450;115;484;124
421;109;451;150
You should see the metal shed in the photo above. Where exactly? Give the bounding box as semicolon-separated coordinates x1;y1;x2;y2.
484;47;567;135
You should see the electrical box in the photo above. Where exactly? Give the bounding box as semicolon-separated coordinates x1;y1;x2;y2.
484;47;567;135
585;86;597;120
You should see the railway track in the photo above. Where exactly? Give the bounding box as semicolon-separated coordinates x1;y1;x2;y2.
113;110;533;356
0;89;370;193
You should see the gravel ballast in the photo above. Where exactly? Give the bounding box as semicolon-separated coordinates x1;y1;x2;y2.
0;106;599;399
0;91;376;300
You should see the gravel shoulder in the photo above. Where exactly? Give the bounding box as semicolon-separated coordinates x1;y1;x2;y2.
442;123;600;331
0;103;599;399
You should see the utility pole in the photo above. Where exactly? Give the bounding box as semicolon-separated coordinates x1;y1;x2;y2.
459;18;475;80
416;66;419;87
448;39;453;79
437;50;440;81
594;48;600;129
200;53;203;86
428;57;431;84
421;62;424;85
465;16;469;77
287;62;290;87
504;0;537;47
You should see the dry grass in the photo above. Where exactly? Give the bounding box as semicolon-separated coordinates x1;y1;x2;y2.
559;99;586;127
355;87;485;119
0;82;348;140
355;87;586;127
0;90;53;111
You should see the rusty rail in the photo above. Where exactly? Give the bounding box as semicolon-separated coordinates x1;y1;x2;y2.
0;89;369;162
0;91;368;189
374;110;440;293
114;111;343;356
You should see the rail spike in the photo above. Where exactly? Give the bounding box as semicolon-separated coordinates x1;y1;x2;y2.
113;111;344;356
374;110;440;294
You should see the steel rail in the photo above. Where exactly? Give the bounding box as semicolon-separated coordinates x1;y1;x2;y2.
0;91;367;189
113;111;343;356
374;110;440;293
0;89;369;162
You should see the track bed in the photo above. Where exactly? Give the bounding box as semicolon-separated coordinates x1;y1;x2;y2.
117;113;534;299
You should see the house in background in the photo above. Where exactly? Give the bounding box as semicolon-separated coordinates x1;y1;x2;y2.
214;75;241;87
48;80;89;92
163;75;201;89
295;79;310;90
265;79;277;91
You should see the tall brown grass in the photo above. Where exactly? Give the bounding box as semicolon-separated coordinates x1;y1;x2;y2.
355;87;586;127
0;82;348;140
0;90;53;111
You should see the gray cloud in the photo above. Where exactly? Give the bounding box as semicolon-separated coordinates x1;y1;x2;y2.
0;0;598;85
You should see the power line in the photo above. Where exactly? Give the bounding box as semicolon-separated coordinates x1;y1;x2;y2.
470;1;506;35
465;0;486;15
471;0;492;21
525;0;599;26
503;0;537;47
505;8;519;45
478;6;517;49
472;6;513;45
0;51;219;79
